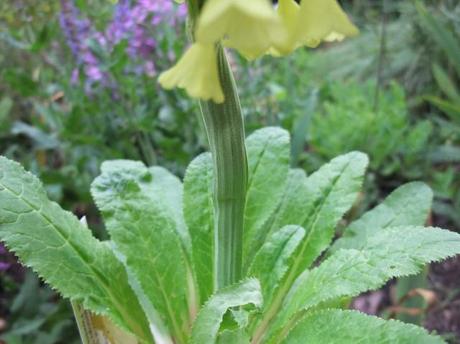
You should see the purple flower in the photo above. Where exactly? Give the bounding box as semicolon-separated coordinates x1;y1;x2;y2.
85;65;104;81
108;0;187;69
59;0;108;87
0;262;10;272
0;243;10;272
60;0;187;82
106;0;134;44
144;60;156;77
138;0;173;13
70;68;80;84
59;0;93;63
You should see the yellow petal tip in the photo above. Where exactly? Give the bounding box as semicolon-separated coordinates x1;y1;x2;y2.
158;43;225;103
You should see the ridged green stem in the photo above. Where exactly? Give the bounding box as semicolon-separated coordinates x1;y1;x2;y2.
199;46;248;290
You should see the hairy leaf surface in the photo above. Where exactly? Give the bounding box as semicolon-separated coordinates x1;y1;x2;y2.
0;157;151;342
282;309;444;344
184;153;214;304
332;182;433;252
244;127;290;267
289;151;369;275
190;278;262;344
281;226;460;325
249;225;305;307
249;152;368;342
263;169;310;237
217;329;250;344
91;160;191;343
148;165;191;257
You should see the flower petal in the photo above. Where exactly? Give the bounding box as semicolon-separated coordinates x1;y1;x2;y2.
269;0;301;56
159;43;224;103
196;0;283;60
296;0;359;48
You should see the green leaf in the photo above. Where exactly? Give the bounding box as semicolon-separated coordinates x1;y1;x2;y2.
0;97;13;132
217;329;250;344
428;145;460;164
282;309;444;344
11;121;60;150
249;225;305;307
424;95;460;122
91;160;191;343
243;127;290;267
263;169;310;237
0;157;151;343
416;0;460;76
190;278;262;344
432;63;460;103
331;182;433;252
184;153;214;304
249;153;368;343
148;166;192;257
281;226;460;325
288;151;368;276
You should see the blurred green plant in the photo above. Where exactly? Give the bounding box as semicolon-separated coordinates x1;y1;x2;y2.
0;1;200;342
416;0;460;130
412;0;460;230
296;0;460;231
0;0;201;212
0;0;59;29
306;81;432;179
0;270;79;344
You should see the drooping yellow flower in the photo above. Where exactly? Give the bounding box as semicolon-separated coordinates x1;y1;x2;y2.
195;0;283;60
158;43;224;103
270;0;359;56
158;0;359;103
296;0;359;48
270;0;301;56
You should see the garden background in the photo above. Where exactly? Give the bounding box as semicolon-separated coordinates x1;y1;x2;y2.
0;0;459;343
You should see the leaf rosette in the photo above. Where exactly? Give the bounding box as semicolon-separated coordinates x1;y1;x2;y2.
0;127;458;343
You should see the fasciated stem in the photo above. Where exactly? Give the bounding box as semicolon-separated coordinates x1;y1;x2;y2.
199;46;248;290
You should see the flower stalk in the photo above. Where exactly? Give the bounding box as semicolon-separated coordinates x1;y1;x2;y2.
177;0;359;293
199;45;248;290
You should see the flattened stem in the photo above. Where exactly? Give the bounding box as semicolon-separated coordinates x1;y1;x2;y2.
199;46;248;290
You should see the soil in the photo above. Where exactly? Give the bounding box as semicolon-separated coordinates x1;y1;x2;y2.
352;256;460;344
0;245;25;335
425;256;460;343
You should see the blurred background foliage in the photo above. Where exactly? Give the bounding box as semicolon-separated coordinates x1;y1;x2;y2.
0;0;459;342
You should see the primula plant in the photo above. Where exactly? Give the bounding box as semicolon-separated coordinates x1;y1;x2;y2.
1;0;460;343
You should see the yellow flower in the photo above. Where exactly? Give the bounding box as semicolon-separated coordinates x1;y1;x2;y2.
270;0;301;56
159;0;359;103
270;0;359;56
158;43;224;103
296;0;359;48
195;0;283;60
